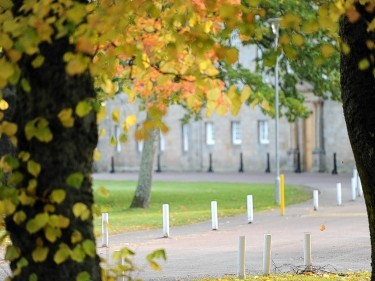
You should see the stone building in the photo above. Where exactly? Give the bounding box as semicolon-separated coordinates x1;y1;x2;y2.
95;44;355;174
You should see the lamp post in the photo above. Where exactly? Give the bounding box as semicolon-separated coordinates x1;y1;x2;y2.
268;18;281;204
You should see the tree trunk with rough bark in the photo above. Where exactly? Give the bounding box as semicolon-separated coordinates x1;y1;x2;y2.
5;3;101;279
130;125;158;209
340;7;375;280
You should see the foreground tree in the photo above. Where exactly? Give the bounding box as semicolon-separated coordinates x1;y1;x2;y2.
340;2;375;279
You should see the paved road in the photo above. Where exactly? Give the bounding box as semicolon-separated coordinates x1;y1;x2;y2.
94;172;370;280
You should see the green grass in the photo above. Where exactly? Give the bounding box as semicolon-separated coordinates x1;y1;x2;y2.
198;272;370;280
93;180;311;235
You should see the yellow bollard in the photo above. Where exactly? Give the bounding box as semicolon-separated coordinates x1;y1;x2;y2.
280;174;285;216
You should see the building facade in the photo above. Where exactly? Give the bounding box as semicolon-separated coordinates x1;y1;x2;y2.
95;92;355;174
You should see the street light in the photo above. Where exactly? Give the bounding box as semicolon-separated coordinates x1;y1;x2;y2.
267;18;281;204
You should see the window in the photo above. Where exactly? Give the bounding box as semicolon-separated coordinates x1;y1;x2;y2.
114;125;121;152
259;120;269;144
232;121;242;145
159;131;165;152
137;140;143;152
205;122;215;145
182;124;189;152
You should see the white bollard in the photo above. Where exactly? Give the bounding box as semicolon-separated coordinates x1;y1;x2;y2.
313;190;319;211
304;233;312;269
336;183;342;206
247;195;253;224
263;234;272;275
351;177;356;201
358;177;363;197
162;204;170;238
211;201;218;230
102;212;109;247
353;169;358;183
237;236;246;279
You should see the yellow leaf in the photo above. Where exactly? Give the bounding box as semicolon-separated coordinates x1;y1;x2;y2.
292;33;304;46
358;58;370;70
44;225;61;243
13;211;26;224
112;109;120;123
54;244;71;264
93;149;101;161
58;108;74;128
31;55;45;68
66;55;88;76
82;240;95;258
96;106;106;123
99;128;105;138
241;86;251;103
207;88;221;101
216;104;228;116
0;59;15;80
50;189;66;204
320;44;335;58
73;203;90;221
98;186;109;197
1;121;17;136
26;213;49;234
76;101;92;118
126;114;137;126
32;247;49;262
0;99;9;110
27;160;41;177
71;230;82;244
18;191;35;206
320;224;326;231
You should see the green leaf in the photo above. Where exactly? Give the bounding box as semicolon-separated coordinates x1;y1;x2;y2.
71;245;85;262
76;272;90;281
21;78;31;93
32;247;49;263
50;189;66;204
66;173;84;189
29;273;38;281
8;171;24;185
25;117;53;143
26;213;49;234
82;240;95;258
54;244;71;264
5;245;20;261
27;160;41;177
76;101;92;118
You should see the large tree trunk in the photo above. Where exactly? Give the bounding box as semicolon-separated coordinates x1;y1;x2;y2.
340;7;375;279
5;3;101;280
130;122;158;209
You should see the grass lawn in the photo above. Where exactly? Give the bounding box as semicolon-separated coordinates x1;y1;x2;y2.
198;272;370;280
93;180;311;235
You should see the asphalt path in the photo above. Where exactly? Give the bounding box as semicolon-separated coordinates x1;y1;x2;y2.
94;172;370;281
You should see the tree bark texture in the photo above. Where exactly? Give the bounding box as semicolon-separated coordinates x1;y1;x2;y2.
5;6;101;280
130;124;158;209
340;7;375;279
